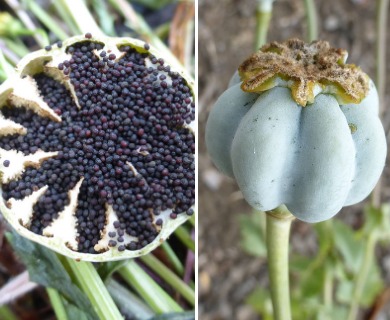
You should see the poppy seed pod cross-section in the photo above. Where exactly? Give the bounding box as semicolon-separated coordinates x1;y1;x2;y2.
206;39;386;223
0;34;195;261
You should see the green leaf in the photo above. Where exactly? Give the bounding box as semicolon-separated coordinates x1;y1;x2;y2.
96;260;128;282
64;301;89;320
363;204;390;241
6;231;97;320
239;211;266;257
291;295;319;319
289;254;312;273
301;265;325;298
332;220;363;273
314;220;334;252
245;286;273;319
107;280;154;320
336;259;383;307
315;305;348;320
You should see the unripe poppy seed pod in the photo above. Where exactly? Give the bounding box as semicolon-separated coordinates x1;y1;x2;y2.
206;39;386;223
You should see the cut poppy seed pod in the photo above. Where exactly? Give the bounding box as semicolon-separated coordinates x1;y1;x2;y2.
0;34;195;261
206;38;386;223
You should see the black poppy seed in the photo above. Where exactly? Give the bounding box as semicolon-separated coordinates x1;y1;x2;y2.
113;221;120;228
45;45;52;51
3;160;10;167
108;240;117;247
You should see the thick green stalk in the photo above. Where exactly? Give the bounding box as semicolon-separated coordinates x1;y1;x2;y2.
92;0;116;36
46;288;68;320
59;0;104;36
119;261;182;313
52;0;80;35
161;242;184;275
174;225;195;251
266;206;293;320
303;0;318;41
347;233;377;320
67;259;123;320
25;0;69;40
140;254;195;306
255;0;273;49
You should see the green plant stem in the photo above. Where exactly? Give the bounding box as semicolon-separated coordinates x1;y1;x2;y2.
155;22;171;41
106;280;155;319
140;254;195;306
255;0;273;49
0;43;20;66
3;38;29;58
266;205;293;320
92;0;116;36
46;288;68;320
4;0;47;47
108;0;194;83
59;0;104;36
371;0;389;206
67;259;123;320
303;0;318;41
119;260;182;313
25;0;69;40
0;50;16;77
52;0;80;35
0;306;17;320
375;0;389;115
161;242;184;275
323;266;333;309
347;233;377;320
174;225;195;251
188;215;195;227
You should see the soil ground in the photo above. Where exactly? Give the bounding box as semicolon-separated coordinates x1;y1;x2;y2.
198;0;390;319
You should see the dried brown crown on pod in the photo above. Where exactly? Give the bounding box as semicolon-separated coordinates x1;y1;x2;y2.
0;34;195;261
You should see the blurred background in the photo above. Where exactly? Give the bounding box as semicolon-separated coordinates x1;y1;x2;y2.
199;0;390;319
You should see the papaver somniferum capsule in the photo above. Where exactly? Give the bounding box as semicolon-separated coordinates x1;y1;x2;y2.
0;34;195;261
206;39;386;223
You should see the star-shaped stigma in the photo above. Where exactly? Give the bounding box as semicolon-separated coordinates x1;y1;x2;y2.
0;35;195;256
238;38;369;106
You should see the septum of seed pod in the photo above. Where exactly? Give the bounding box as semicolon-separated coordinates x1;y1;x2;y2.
0;34;195;261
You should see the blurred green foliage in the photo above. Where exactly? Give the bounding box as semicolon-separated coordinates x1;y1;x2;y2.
240;205;390;319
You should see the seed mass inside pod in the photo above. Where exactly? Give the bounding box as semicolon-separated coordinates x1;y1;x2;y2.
0;40;195;254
